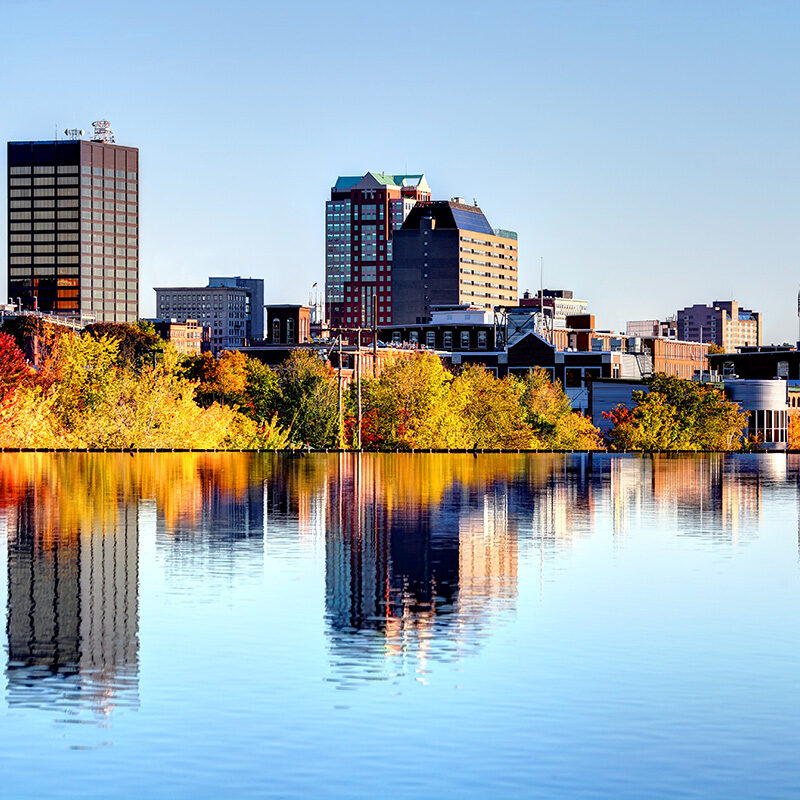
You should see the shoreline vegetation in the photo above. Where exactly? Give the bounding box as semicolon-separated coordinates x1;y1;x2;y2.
0;319;767;453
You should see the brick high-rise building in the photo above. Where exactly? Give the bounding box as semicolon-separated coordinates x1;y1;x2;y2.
325;172;431;337
391;199;518;324
677;300;762;351
7;122;139;323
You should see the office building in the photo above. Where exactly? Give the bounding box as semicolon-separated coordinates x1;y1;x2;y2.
391;199;518;325
677;300;762;350
155;282;250;354
208;276;264;341
325;172;431;336
7;122;139;323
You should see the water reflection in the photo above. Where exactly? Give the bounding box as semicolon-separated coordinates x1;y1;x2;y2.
1;455;139;717
0;452;795;713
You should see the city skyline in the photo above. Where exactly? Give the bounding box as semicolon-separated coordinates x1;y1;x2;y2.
2;2;799;343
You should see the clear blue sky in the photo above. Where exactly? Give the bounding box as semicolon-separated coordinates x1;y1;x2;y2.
2;0;798;341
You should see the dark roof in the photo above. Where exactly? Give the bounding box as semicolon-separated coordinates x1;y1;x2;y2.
400;201;494;235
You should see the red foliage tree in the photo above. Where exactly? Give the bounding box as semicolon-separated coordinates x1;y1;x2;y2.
0;331;31;401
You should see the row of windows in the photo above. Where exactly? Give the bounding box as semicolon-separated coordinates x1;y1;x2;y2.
10;165;79;175
459;235;517;251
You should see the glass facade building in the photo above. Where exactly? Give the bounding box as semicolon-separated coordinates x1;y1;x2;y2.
7;138;139;323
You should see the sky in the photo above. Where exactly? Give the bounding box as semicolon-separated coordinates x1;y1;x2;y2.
1;0;798;341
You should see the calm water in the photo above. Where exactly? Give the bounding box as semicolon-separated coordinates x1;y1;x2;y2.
0;452;798;798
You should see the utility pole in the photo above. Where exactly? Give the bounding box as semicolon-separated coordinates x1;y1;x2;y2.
372;294;378;377
356;328;362;450
337;334;343;448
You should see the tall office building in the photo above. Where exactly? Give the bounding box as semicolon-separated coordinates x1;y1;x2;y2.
677;300;762;351
325;172;431;336
391;199;518;324
7;122;139;323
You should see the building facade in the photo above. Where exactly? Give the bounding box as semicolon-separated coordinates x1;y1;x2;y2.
391;199;518;324
677;300;762;350
519;290;588;329
154;284;248;354
626;318;678;339
148;318;207;355
7;127;139;323
208;276;264;341
266;304;311;344
325;172;431;336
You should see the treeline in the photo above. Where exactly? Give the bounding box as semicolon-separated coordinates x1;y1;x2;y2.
0;320;751;451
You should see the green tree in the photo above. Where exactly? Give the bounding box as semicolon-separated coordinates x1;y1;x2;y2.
275;350;339;448
244;358;279;422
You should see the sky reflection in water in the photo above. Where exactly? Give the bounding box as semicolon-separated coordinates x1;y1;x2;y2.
0;452;798;799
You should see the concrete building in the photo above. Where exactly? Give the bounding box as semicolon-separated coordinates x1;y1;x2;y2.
520;290;588;329
7;123;139;324
325;172;431;336
677;300;762;350
155;283;249;354
626;319;678;339
208;276;264;342
391;199;518;324
266;304;311;344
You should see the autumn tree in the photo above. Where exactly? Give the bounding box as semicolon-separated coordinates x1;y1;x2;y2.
518;368;601;449
84;322;164;367
354;351;461;449
0;332;31;401
274;350;339;448
449;365;534;449
605;374;747;451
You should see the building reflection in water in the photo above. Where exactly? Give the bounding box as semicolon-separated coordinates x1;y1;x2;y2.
602;453;774;544
1;455;139;716
319;454;520;681
154;455;265;580
0;451;786;705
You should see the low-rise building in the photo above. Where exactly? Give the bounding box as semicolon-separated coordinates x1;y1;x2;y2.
589;377;789;451
519;289;588;329
708;346;800;380
148;318;208;355
266;304;312;345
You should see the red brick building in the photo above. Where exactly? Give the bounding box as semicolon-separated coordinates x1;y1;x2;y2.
325;172;431;340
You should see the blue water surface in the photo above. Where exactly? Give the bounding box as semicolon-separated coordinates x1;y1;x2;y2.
0;452;798;799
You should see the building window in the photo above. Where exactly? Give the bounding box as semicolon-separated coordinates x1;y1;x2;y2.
410;331;419;344
460;331;470;350
477;330;487;349
426;331;436;348
286;318;295;343
443;331;453;350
